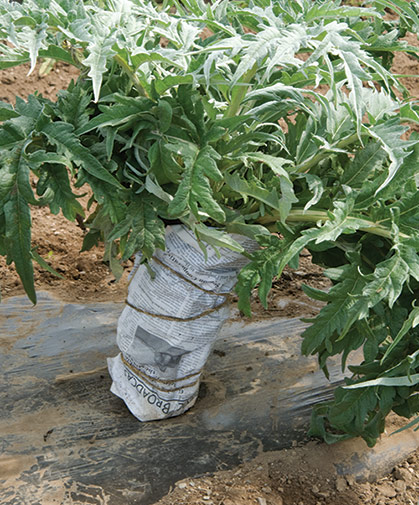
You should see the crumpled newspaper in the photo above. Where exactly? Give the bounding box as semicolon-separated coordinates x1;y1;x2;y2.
108;225;256;421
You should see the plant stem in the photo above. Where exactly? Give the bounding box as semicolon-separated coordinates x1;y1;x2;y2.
295;133;360;173
114;54;147;97
224;64;258;119
257;209;410;240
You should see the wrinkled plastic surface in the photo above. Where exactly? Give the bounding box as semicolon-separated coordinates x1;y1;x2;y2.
2;292;409;505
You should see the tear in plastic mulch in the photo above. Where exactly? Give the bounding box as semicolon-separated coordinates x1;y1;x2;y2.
1;292;345;505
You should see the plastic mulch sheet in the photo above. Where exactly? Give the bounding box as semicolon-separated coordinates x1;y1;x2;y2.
1;292;345;505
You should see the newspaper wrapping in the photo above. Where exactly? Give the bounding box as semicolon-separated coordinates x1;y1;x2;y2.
107;225;256;421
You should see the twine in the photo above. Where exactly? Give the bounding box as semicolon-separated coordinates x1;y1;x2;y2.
121;354;201;393
151;256;230;296
125;255;232;321
125;297;230;321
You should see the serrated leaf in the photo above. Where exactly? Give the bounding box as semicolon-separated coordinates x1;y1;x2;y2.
301;265;367;356
341;142;386;188
399;245;419;282
1;144;37;205
246;153;297;222
298;173;323;211
56;82;92;131
168;142;225;222
367;120;414;194
312;199;365;243
82;33;115;102
75;97;153;135
77;171;126;224
230;24;306;85
381;305;419;363
225;173;280;211
329;387;378;434
119;198;166;260
42;122;122;188
0;102;19;121
235;234;291;312
4;194;35;303
36;162;84;221
27;21;49;74
363;253;410;308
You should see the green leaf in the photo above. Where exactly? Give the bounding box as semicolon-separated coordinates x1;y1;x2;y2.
56;82;92;131
298;173;323;211
246;153;297;222
168;142;225;222
225;221;270;241
0;102;19;121
236;266;262;317
367;120;414;194
42;122;122;188
38;45;76;66
31;248;64;279
153;75;194;96
301;284;330;303
308;404;352;444
306;3;379;22
27;21;49;74
391;416;419;435
235;234;289;313
301;263;368;356
225;173;281;212
149;140;183;185
373;0;419;28
231;24;306;85
4;194;35;303
194;222;245;253
157;99;173;134
344;374;419;388
328;387;378;434
363;253;410;308
381;305;419;363
341;142;386;188
75;96;154;135
399;245;419;282
120;198;166;260
77;172;126;224
35;161;84;221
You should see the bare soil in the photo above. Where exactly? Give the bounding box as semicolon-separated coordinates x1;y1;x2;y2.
155;439;419;505
0;63;133;303
0;52;418;505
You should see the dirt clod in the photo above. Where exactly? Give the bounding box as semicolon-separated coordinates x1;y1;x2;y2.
335;476;347;492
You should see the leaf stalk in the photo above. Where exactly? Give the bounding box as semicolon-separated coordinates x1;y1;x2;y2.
113;54;147;97
257;209;410;240
224;64;258;119
295;133;360;173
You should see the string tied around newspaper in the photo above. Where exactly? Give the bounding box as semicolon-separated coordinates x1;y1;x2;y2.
121;354;202;393
125;256;233;322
